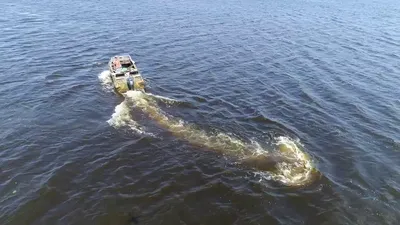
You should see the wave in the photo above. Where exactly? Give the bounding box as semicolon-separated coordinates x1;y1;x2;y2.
144;92;182;105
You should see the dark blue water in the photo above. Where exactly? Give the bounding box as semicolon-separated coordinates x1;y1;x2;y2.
1;0;399;224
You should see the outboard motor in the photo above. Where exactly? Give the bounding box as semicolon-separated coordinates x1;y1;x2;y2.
127;77;134;90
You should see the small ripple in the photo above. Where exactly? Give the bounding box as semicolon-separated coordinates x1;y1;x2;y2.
2;186;67;225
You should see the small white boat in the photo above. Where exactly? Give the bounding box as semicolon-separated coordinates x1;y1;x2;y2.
108;55;145;93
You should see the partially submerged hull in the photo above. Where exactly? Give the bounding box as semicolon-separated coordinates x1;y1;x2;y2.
108;55;145;93
112;74;145;93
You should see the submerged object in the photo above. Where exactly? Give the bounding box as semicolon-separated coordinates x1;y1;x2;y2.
108;55;145;93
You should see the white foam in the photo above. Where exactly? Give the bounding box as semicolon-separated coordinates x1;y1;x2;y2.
125;90;144;99
145;93;181;105
249;139;269;156
256;136;314;186
98;70;113;92
107;100;150;135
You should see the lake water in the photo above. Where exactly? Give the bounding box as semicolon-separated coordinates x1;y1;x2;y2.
1;0;399;224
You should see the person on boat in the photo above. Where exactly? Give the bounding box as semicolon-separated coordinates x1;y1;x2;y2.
113;57;121;69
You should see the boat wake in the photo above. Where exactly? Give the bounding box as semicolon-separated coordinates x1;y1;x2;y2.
99;71;316;186
107;100;149;135
98;70;113;92
144;92;181;105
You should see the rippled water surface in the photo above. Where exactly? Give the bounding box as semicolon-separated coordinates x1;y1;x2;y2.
1;0;400;224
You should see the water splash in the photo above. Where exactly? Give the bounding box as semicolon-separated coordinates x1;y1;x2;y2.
98;70;113;92
107;99;151;136
253;137;316;186
144;92;181;105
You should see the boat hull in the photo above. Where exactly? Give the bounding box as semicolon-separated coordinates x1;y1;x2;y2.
108;55;145;93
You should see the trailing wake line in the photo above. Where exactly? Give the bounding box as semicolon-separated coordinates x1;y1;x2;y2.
99;71;317;186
